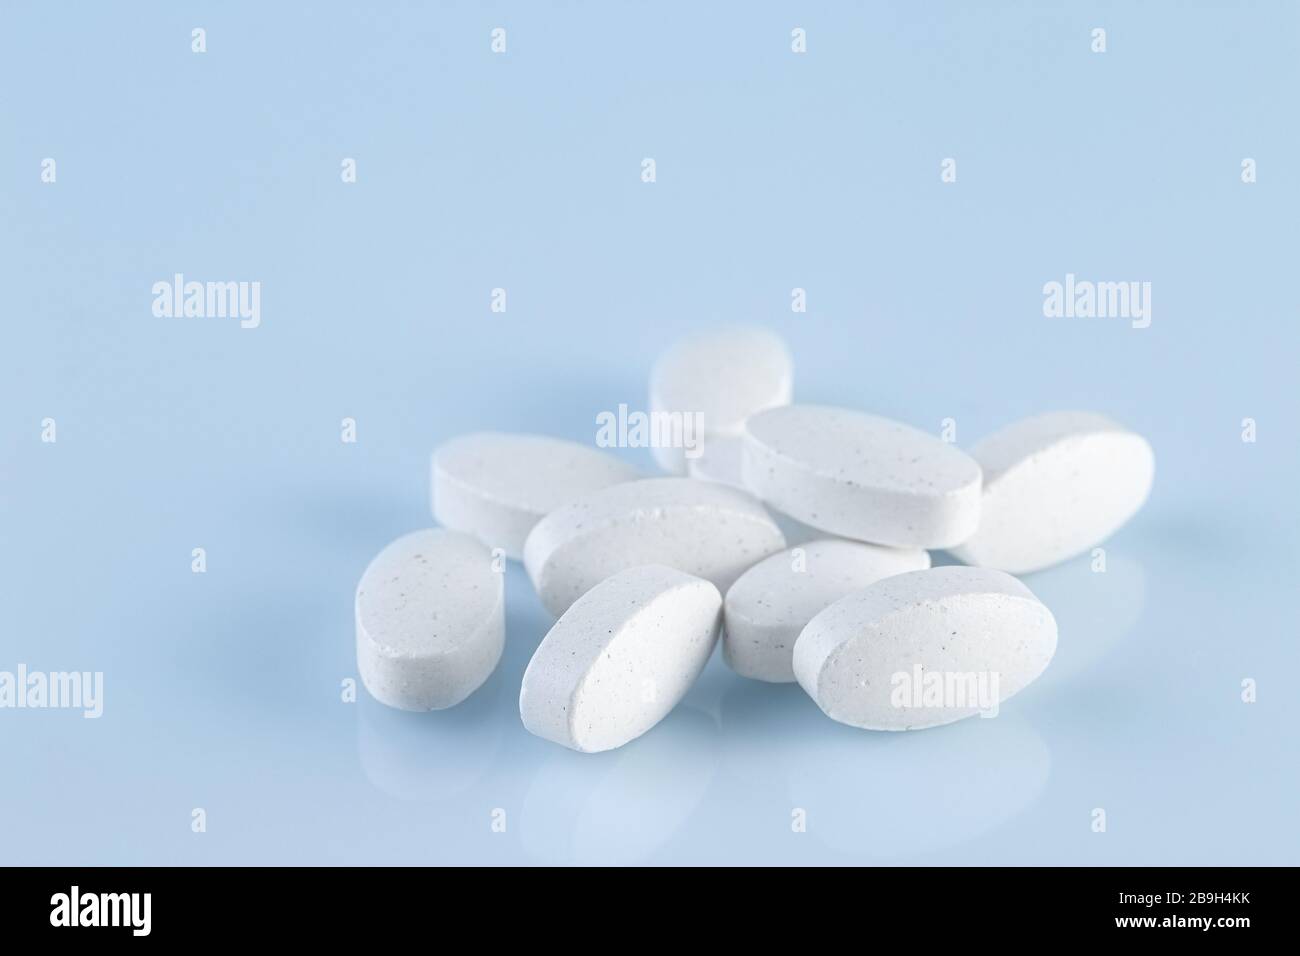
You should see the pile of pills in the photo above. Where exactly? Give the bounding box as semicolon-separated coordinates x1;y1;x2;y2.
355;326;1154;752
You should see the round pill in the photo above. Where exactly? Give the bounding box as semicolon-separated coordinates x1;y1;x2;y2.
948;411;1154;574
523;477;786;617
355;528;504;711
742;404;983;549
520;565;722;753
724;539;931;683
793;566;1057;731
433;432;641;560
649;326;792;474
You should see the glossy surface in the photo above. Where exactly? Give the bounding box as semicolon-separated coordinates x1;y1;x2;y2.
2;2;1296;865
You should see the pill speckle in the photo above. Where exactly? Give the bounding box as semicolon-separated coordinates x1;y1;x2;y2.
433;432;640;560
742;405;983;549
949;411;1154;574
355;528;504;711
520;565;722;753
724;538;931;683
793;566;1057;731
523;477;786;617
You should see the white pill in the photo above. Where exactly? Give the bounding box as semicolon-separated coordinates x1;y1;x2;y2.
949;412;1154;574
649;326;792;474
724;539;931;683
794;566;1056;731
355;529;504;711
685;434;746;488
520;565;722;753
432;432;640;560
523;477;786;617
742;404;983;549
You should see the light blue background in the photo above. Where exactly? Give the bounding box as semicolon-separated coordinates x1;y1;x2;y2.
2;1;1297;865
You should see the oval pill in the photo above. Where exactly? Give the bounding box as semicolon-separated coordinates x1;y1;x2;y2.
724;539;931;683
520;565;722;753
948;411;1154;574
742;405;983;549
793;566;1057;731
523;477;786;617
355;528;504;711
649;326;792;474
433;432;641;560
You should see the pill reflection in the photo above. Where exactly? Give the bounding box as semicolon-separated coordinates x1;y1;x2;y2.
719;679;1050;859
355;671;507;802
519;705;718;865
